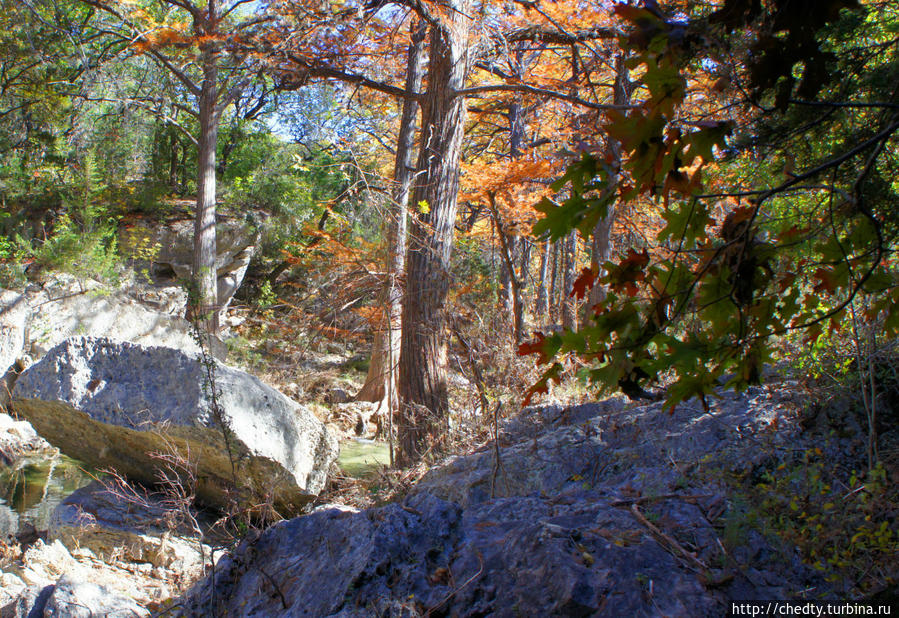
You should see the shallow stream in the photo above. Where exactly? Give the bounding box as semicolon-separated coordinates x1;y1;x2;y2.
337;439;391;478
0;454;95;537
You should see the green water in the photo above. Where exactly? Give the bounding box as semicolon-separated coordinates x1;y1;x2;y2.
337;440;391;478
0;454;96;533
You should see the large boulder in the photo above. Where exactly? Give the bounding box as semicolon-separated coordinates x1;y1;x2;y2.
414;388;802;506
179;492;723;617
11;337;338;512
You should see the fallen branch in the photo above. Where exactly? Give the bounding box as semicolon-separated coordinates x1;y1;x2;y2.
610;493;713;507
425;551;484;617
630;504;708;573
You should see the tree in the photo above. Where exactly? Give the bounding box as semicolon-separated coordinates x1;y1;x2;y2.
396;0;475;462
273;0;627;463
79;0;272;332
0;0;95;212
355;20;426;418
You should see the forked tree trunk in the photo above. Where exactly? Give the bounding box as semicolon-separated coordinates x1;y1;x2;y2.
192;51;220;334
398;5;472;465
357;21;426;408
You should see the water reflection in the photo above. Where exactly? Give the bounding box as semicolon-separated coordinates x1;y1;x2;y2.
0;455;96;534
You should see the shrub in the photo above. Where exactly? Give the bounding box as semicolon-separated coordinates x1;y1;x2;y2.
25;210;121;284
753;450;898;595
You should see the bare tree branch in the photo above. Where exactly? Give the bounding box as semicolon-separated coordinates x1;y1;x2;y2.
457;83;634;111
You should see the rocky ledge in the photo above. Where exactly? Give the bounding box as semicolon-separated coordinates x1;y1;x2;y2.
175;382;830;616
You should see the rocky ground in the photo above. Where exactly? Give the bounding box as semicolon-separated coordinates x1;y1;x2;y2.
173;380;848;617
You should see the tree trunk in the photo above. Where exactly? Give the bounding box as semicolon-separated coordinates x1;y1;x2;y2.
535;239;550;322
168;134;180;190
518;236;531;330
179;143;190;192
496;97;527;343
191;46;220;333
561;230;578;331
357;21;426;409
494;209;523;345
499;232;517;316
586;55;632;313
398;6;472;465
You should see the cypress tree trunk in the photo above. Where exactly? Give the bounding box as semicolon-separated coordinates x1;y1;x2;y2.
357;21;426;408
192;49;220;334
398;4;472;465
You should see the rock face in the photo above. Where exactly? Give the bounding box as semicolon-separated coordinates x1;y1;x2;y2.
413;390;799;506
0;571;26;609
12;337;338;511
0;290;29;413
121;213;263;315
177;384;825;616
22;276;205;359
182;492;725;617
1;526;201;613
0;290;28;379
13;574;149;618
0;412;52;465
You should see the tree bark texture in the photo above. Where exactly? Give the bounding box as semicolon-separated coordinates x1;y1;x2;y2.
550;239;559;324
586;55;632;313
492;202;524;345
192;46;220;334
518;236;531;327
561;229;578;331
357;20;426;407
535;239;550;322
398;5;472;465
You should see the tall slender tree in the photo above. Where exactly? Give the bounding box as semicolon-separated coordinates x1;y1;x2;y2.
79;0;271;331
356;20;427;417
274;0;626;463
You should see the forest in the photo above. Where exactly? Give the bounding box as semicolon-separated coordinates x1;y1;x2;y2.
0;0;898;614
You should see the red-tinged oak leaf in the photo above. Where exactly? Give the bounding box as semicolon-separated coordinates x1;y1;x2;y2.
522;363;562;407
777;225;809;243
777;272;797;293
570;267;598;300
517;332;546;357
608;249;650;294
812;267;837;295
522;381;548;407
726;205;757;226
